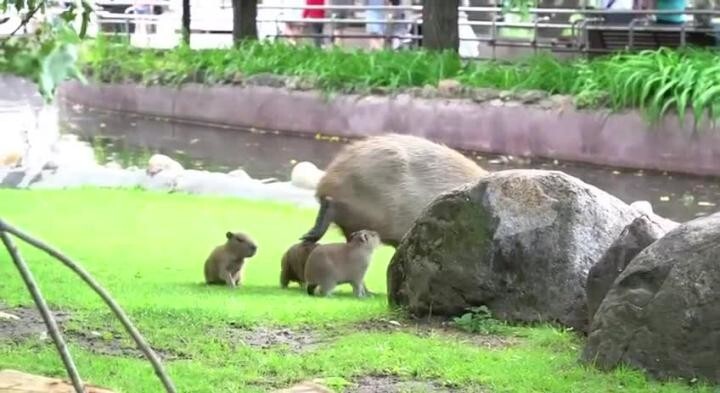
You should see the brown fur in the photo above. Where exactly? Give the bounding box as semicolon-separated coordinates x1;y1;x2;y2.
300;134;488;247
204;231;257;288
304;230;381;297
280;241;319;288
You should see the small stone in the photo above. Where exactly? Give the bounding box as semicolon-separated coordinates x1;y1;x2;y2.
537;99;556;110
291;161;324;190
146;154;183;176
295;78;316;91
369;86;389;95
89;330;102;338
549;94;574;109
488;156;509;165
0;311;20;321
405;87;425;98
285;77;302;90
0;150;22;168
228;168;251;180
498;90;515;101
437;79;463;96
244;73;287;88
469;87;500;103
517;89;548;104
0;168;28;188
419;85;437;99
489;99;504;107
272;381;333;393
230;72;243;84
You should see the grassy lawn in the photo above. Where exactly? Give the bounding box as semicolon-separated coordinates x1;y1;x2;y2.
0;188;711;392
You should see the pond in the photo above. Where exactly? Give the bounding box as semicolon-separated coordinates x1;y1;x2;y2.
56;100;720;223
1;75;718;223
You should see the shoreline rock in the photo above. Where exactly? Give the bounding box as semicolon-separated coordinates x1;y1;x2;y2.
387;169;642;332
0;142;320;208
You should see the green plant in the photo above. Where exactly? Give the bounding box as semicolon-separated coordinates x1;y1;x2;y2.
77;38;720;126
601;48;720;128
0;188;713;393
0;0;93;100
452;306;508;335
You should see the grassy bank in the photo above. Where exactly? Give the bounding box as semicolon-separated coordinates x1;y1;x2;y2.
79;38;720;124
0;188;713;392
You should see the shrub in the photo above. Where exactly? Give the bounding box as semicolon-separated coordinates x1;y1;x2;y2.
79;37;720;127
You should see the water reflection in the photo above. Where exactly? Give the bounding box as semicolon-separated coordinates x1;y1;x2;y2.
56;99;720;223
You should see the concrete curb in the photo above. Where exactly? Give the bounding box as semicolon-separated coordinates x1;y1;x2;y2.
58;81;720;177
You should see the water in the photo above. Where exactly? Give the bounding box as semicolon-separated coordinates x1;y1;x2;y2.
2;74;719;223
56;99;720;223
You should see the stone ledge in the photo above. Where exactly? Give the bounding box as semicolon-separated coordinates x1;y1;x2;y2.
57;81;720;177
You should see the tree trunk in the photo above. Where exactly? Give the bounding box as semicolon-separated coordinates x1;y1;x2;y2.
232;0;258;44
182;0;190;45
422;0;459;52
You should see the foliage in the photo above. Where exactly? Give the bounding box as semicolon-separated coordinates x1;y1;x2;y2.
80;37;720;126
601;48;720;126
0;0;92;100
0;188;712;392
452;305;509;335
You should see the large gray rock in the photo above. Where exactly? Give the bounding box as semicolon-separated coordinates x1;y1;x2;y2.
582;212;720;383
387;169;641;332
586;214;679;321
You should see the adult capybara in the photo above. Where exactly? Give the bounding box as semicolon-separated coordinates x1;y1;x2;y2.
300;134;488;247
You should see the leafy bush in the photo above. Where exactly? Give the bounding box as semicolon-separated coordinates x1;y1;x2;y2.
452;306;509;335
79;37;720;126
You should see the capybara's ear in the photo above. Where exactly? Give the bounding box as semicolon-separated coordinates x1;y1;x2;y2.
226;231;233;240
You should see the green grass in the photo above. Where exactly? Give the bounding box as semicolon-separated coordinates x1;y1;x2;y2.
0;188;713;392
79;37;720;126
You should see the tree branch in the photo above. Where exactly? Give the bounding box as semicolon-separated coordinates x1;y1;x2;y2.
0;228;85;393
8;1;45;37
0;219;177;393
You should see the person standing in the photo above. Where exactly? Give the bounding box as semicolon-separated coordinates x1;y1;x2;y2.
329;0;354;46
304;0;326;47
365;0;386;50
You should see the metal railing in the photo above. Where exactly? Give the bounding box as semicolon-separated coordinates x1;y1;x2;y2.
38;1;720;58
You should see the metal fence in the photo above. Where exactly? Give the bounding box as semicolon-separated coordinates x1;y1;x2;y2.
11;0;720;59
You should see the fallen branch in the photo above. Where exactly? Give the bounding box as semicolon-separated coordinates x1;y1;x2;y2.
0;219;177;393
0;229;85;393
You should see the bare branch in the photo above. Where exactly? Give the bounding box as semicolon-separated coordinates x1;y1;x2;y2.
0;228;85;393
8;1;44;37
0;219;177;393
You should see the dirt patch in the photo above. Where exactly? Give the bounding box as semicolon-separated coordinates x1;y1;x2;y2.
66;328;188;361
346;374;471;393
0;304;185;360
226;323;328;354
353;317;517;349
0;304;71;342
